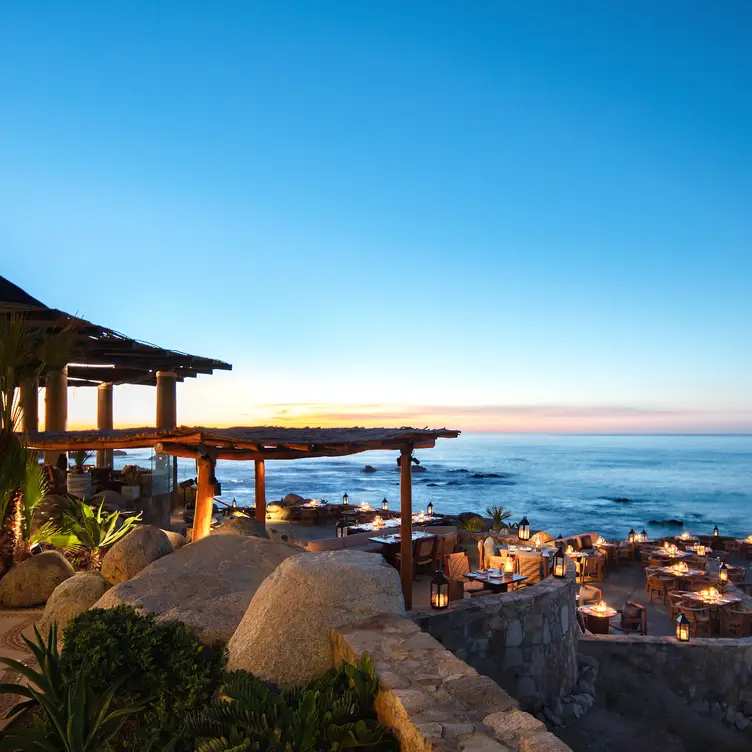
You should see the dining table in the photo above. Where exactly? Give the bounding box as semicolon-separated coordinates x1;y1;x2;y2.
578;604;618;634
368;531;435;546
684;591;741;609
463;569;528;593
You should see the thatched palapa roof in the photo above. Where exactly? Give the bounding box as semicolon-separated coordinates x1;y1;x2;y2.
27;425;460;460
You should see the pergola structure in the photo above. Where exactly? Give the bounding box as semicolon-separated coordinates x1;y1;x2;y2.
27;425;460;608
1;275;231;465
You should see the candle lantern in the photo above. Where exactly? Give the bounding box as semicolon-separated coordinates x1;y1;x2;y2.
336;519;349;538
640;529;647;540
713;525;719;537
718;562;729;590
676;614;690;642
430;569;449;610
628;529;636;544
382;497;389;512
427;501;434;516
552;548;566;578
343;493;349;506
503;556;515;574
518;516;531;541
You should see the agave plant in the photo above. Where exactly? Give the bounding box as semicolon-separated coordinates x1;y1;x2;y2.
0;623;146;752
458;516;490;533
486;505;513;530
61;498;142;569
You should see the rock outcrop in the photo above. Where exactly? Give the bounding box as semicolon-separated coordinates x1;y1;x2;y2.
211;516;270;539
39;571;110;634
101;525;173;584
161;529;187;550
93;534;302;644
227;550;404;686
0;552;75;607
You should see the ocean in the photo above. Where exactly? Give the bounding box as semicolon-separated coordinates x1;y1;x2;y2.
117;434;752;540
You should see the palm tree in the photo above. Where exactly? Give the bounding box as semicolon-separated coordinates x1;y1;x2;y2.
486;505;513;530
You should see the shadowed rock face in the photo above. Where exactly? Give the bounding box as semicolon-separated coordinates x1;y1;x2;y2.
227;550;405;686
0;552;74;607
40;571;110;636
93;534;302;645
211;516;270;539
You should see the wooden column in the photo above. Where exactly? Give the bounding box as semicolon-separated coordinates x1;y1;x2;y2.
20;377;39;434
96;383;114;468
193;457;214;542
156;371;177;428
399;444;413;610
254;459;266;523
44;366;67;464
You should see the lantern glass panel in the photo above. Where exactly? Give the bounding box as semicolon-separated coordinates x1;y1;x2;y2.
430;570;449;609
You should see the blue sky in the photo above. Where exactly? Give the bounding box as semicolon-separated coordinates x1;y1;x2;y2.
2;1;750;432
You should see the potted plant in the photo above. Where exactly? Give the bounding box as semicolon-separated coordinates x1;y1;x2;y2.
120;465;141;502
66;450;93;499
486;504;512;534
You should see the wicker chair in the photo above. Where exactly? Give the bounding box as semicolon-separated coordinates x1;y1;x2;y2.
395;535;437;579
680;604;712;637
436;534;459;568
612;601;647;635
579;585;602;606
517;554;544;585
647;575;676;605
644;567;659;591
444;552;485;599
719;607;751;638
477;539;486;570
618;542;635;562
724;540;742;555
580;554;605;584
728;565;747;584
668;590;691;620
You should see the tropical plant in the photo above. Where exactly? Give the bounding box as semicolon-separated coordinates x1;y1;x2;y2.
458;516;489;532
60;498;141;569
61;606;227;750
121;465;141;486
12;450;81;562
0;623;146;752
486;505;512;530
70;450;94;473
188;655;396;752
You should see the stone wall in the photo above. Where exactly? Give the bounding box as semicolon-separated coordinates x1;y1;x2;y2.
412;570;578;711
332;614;571;752
579;632;752;731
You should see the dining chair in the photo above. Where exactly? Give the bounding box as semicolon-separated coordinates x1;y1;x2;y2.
668;590;691;620
477;539;485;570
724;541;742;554
579;585;602;605
395;535;437;579
444;552;485;598
719;607;751;638
728;565;747;583
518;554;543;585
647;575;675;605
487;553;513;572
680;604;712;637
611;601;647;635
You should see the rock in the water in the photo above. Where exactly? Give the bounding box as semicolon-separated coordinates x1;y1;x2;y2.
93;535;301;645
612;497;630;503
648;519;683;527
101;525;173;584
362;465;377;473
227;550;404;686
412;465;426;473
282;494;304;506
39;571;110;634
0;552;75;607
211;516;270;539
161;529;187;550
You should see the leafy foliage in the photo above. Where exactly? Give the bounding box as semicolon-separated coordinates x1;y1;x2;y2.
69;450;94;471
0;434;25;535
189;655;396;752
485;505;512;529
61;606;227;750
458;516;489;532
0;623;146;752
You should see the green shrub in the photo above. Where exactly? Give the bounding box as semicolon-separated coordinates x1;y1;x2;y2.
61;605;227;750
189;655;397;751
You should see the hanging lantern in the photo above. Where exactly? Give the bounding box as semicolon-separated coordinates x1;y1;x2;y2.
718;562;729;590
343;493;349;506
503;556;515;574
696;544;706;556
427;501;434;516
628;529;636;544
676;614;690;642
640;529;647;540
430;569;449;609
713;525;719;537
518;516;531;541
552;548;566;578
336;519;349;538
382;497;389;512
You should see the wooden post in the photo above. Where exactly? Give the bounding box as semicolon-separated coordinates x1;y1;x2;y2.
254;459;266;523
20;377;39;434
399;444;413;610
96;383;114;468
44;366;67;464
156;371;177;428
193;457;214;542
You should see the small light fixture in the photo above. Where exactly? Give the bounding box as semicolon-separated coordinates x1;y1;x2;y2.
628;529;636;544
696;544;706;556
336;519;349;538
430;569;449;609
232;499;237;509
552;548;566;578
640;529;647;540
713;525;719;537
676;613;690;642
343;493;349;506
503;557;515;574
30;542;43;555
382;497;389;512
518;516;530;541
718;562;729;590
427;501;434;516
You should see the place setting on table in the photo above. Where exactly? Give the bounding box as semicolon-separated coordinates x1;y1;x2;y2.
684;587;742;609
367;530;435;546
463;567;528;593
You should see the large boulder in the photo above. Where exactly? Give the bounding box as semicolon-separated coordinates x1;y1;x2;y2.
161;529;187;550
227;550;404;686
93;535;302;645
266;503;292;521
211;516;270;539
101;525;173;584
0;552;75;607
282;493;304;506
39;571;110;635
